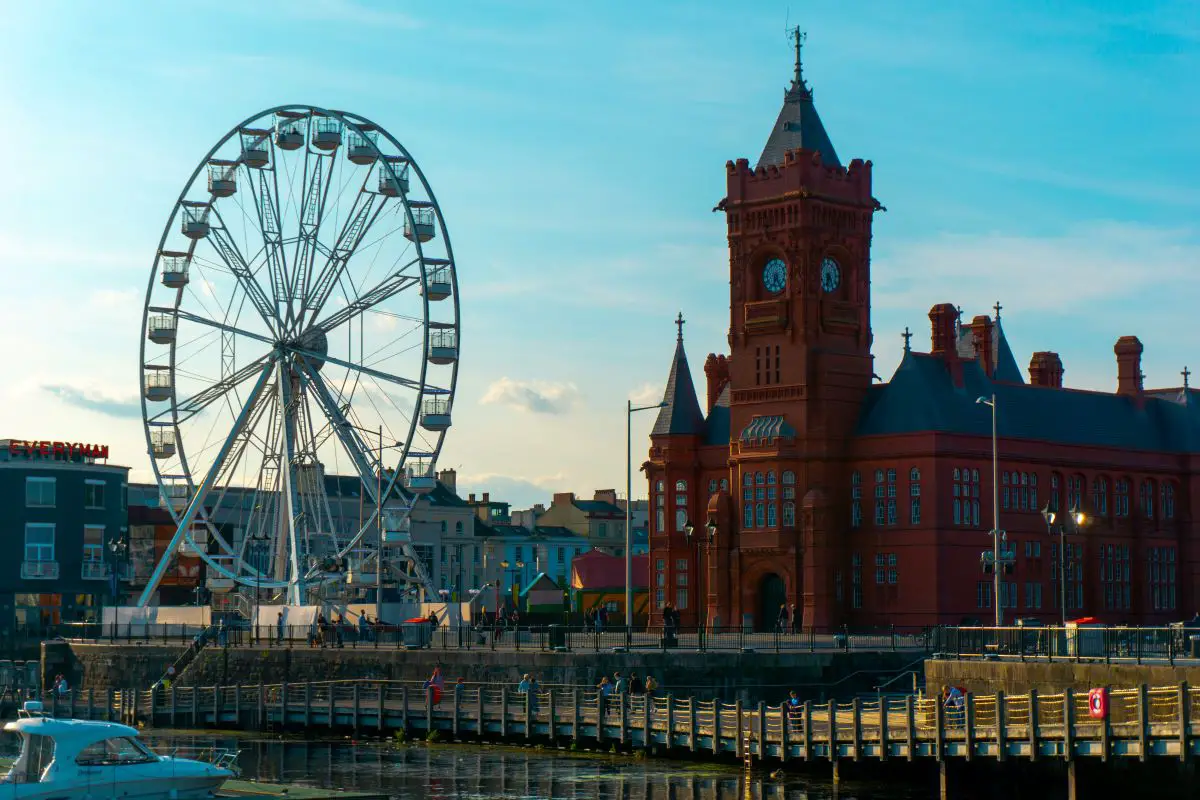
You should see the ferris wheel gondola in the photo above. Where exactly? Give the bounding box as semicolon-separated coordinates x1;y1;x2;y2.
137;105;459;607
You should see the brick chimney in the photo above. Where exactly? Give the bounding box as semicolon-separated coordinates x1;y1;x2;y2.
928;303;959;356
1028;352;1064;388
1115;336;1144;396
482;492;490;504
967;315;995;377
703;354;731;412
552;492;576;507
468;492;475;503
593;489;618;505
438;469;456;493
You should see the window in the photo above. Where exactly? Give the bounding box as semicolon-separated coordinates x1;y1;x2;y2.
1140;479;1155;519
886;469;897;525
455;521;463;534
1115;479;1130;518
719;478;729;492
1049;473;1062;513
76;736;157;766
1030;473;1038;508
875;553;886;585
874;470;885;525
999;582;1017;609
977;582;992;609
598;522;607;538
1149;546;1177;611
24;524;55;562
513;546;523;562
953;467;980;527
744;502;753;529
1051;543;1085;611
782;471;796;485
656;490;665;534
709;479;718;495
783;502;795;527
755;472;765;486
767;504;777;527
675;588;689;610
1023;540;1041;558
1002;471;1009;510
655;559;665;607
84;480;106;509
83;525;104;563
1162;483;1176;520
556;547;565;564
850;471;862;529
851;553;862;609
1092;477;1108;517
25;477;55;508
755;503;765;527
909;468;921;525
1066;475;1083;512
1024;582;1043;610
675;479;688;491
1099;544;1131;611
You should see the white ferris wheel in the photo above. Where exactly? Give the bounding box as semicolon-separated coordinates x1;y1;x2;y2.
137;105;459;607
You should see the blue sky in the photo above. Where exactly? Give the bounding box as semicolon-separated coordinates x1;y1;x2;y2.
0;0;1196;508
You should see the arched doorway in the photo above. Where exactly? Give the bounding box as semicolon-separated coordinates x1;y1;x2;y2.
758;573;786;632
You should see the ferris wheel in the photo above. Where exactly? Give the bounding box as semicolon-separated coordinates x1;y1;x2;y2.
136;105;459;607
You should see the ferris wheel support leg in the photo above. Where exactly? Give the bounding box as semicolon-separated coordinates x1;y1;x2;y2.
278;374;307;605
137;362;276;608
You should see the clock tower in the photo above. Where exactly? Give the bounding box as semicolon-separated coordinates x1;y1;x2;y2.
719;30;881;629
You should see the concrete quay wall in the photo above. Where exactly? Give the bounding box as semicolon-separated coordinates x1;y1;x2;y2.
926;657;1200;694
51;641;921;704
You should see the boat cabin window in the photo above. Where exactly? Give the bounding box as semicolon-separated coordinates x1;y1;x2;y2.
10;733;54;783
76;737;157;766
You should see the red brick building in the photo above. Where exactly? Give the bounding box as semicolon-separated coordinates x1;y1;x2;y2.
644;37;1196;631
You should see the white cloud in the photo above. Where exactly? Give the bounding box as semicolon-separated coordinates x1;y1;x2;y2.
88;288;140;312
627;382;660;406
42;384;142;419
455;471;567;509
479;378;581;415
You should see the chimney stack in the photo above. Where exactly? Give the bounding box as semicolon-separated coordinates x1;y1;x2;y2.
482;492;490;504
928;303;959;356
969;315;995;377
468;493;475;503
438;469;457;493
552;492;576;507
703;353;731;412
1114;336;1144;396
1028;352;1064;388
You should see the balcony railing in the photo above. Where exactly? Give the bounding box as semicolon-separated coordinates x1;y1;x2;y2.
21;561;59;580
81;561;110;580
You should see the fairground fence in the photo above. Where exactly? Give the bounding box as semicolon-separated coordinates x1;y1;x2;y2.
53;621;933;654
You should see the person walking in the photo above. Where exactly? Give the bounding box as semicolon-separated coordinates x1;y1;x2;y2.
789;603;800;634
776;604;788;633
425;667;445;707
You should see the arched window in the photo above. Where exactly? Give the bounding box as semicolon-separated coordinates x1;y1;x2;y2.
874;470;886;525
708;479;717;495
719;478;729;492
744;503;753;528
783;471;796;485
743;473;753;487
455;521;463;534
909;467;920;482
674;479;687;491
767;471;777;485
1115;478;1130;517
755;503;765;527
1002;470;1010;510
755;472;765;486
1092;477;1109;516
1163;483;1176;520
1019;472;1029;511
875;469;884;484
440;521;447;533
1140;479;1155;519
850;470;862;529
1068;474;1084;511
1030;473;1039;508
1049;472;1062;513
783;502;796;527
767;504;777;527
656;480;664;492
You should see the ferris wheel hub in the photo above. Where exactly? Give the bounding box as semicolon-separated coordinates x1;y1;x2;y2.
288;327;329;373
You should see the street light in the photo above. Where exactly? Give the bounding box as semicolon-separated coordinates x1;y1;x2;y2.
343;422;403;623
248;529;270;641
626;399;667;631
976;394;1003;626
1041;504;1087;626
683;519;718;631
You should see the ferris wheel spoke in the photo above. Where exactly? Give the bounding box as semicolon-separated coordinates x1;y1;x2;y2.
151;306;276;350
291;347;441;395
244;165;292;331
308;259;421;336
137;362;275;607
207;207;284;335
156;353;275;425
302;191;389;328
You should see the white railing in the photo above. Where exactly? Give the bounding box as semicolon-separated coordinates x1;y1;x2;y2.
22;561;59;580
81;561;110;580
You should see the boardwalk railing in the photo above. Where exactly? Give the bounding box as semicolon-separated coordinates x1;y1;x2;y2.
55;622;934;654
37;680;1200;766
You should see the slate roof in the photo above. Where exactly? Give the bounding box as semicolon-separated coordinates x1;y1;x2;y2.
856;351;1200;452
756;44;840;169
322;473;466;507
739;415;798;442
702;384;731;446
651;336;706;437
573;499;623;516
955;319;1024;384
472;521;588;542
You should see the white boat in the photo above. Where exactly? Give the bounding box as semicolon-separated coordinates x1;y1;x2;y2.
1;702;234;799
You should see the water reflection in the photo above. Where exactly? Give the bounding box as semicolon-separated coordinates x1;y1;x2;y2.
137;733;929;800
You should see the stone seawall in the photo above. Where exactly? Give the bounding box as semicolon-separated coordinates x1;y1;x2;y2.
925;657;1200;694
55;641;923;704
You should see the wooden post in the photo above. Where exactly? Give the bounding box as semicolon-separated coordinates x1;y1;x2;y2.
803;700;813;762
191;685;198;727
421;685;429;739
619;694;627;746
1028;688;1039;763
1100;686;1111;763
829;699;838;763
939;760;950;800
106;688;114;722
711;701;720;755
1067;759;1078;800
851;697;861;761
280;682;289;730
477;686;485;737
257;682;264;730
1180;681;1190;767
353;683;362;735
964;693;974;762
757;701;766;761
213;685;221;728
1137;684;1149;763
781;702;790;758
69;689;76;719
904;695;914;762
879;696;888;761
328;684;336;729
995;691;1006;763
735;699;744;760
571;690;579;743
643;693;651;751
378;684;385;733
1063;688;1075;762
401;686;408;734
547;688;556;744
684;698;694;752
525;689;533;740
500;688;508;738
304;681;312;727
452;685;460;738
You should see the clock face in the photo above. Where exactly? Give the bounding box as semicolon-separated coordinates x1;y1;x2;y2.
820;257;841;293
761;258;787;294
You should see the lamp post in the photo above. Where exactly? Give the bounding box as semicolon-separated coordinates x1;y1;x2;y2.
976;394;1003;626
248;529;269;641
343;422;403;624
626;400;667;631
1041;504;1087;626
683;519;718;634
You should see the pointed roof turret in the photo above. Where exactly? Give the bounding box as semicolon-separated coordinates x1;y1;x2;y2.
756;29;841;170
651;312;706;436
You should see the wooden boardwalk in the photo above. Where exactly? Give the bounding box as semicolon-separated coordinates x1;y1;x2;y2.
39;681;1200;797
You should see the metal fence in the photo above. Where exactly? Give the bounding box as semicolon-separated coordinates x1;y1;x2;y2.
931;625;1200;665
